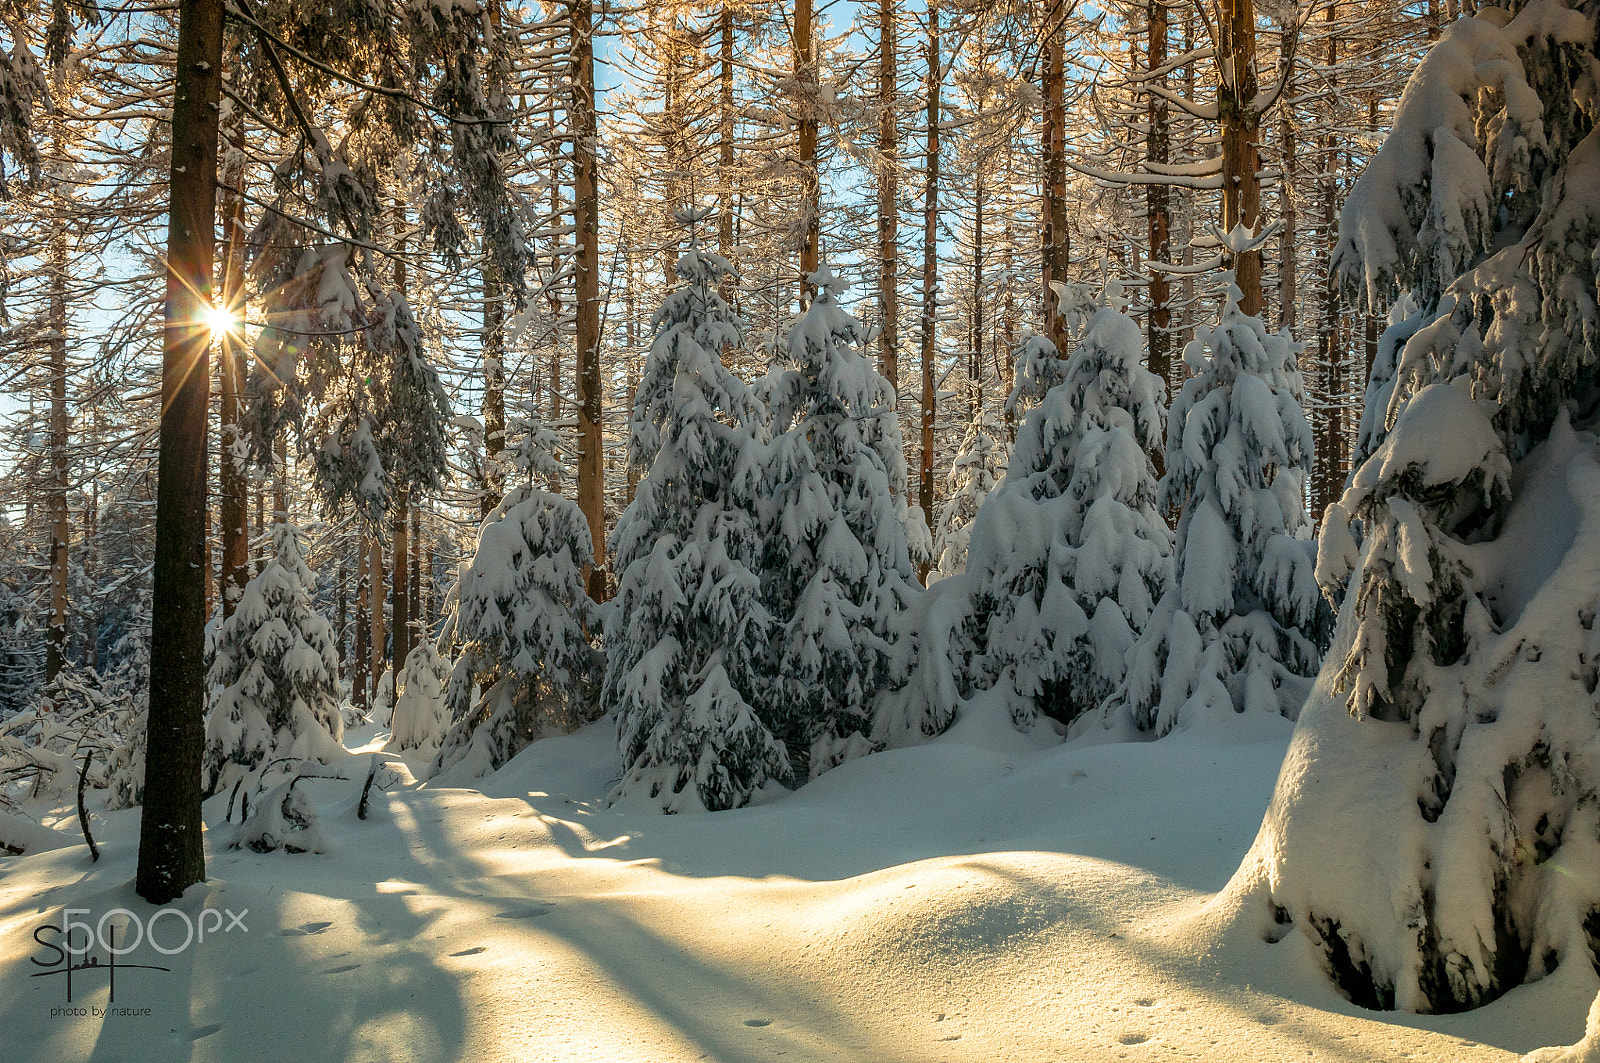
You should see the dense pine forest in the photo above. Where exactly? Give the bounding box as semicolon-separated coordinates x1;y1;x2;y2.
3;0;1600;1059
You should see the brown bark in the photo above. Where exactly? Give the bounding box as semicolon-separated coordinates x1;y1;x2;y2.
918;2;940;586
369;536;384;696
353;533;370;713
1146;0;1172;406
878;0;900;393
1041;3;1069;349
970;167;985;420
719;5;738;300
139;0;223;904
46;228;69;682
218;110;249;617
1218;0;1264;316
482;264;506;520
797;0;820;305
391;487;410;691
573;0;606;601
409;504;422;641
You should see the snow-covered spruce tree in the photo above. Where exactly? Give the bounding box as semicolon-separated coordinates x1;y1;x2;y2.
429;404;598;782
759;266;921;778
965;307;1173;732
387;641;450;763
1106;288;1326;737
202;523;345;796
1003;334;1069;423
604;248;788;812
1240;3;1600;1015
930;408;1010;581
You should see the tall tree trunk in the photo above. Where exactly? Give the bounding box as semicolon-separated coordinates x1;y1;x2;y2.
139;0;223;904
796;0;820;304
719;4;738;305
353;533;370;713
218;113;249;617
1277;110;1297;332
337;556;347;669
1312;3;1342;520
1146;0;1172;413
625;252;642;506
82;483;97;669
547;177;563;422
46;227;69;682
369;536;385;702
1218;0;1264;316
391;487;410;692
409;504;421;643
918;2;940;586
1041;1;1069;349
573;0;606;601
971;167;985;420
482;263;505;520
878;0;900;393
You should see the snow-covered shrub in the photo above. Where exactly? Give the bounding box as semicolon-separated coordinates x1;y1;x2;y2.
605;247;788;812
930;408;1009;582
386;641;450;763
966;307;1173;732
99;623;149;810
1107;290;1326;737
758;266;920;778
229;764;341;855
1242;3;1600;1015
0;666;112;805
202;523;345;796
430;404;599;782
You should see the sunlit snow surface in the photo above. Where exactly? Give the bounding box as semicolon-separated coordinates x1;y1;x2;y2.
2;704;1592;1061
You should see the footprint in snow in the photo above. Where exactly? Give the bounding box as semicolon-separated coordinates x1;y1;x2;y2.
495;906;550;920
450;947;487;957
1116;1032;1151;1046
275;921;333;936
1133;998;1157;1008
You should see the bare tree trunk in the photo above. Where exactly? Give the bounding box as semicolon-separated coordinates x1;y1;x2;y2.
797;0;820;305
409;504;421;643
719;4;738;305
353;534;369;714
1218;0;1264;316
391;487;410;691
971;167;985;420
218;115;249;617
46;228;69;682
548;177;564;422
1146;0;1172;415
482;263;505;520
573;0;606;601
369;536;384;699
83;482;98;669
1312;4;1343;520
625;252;641;506
918;1;940;586
1041;1;1070;349
878;0;900;394
139;0;223;904
337;556;347;669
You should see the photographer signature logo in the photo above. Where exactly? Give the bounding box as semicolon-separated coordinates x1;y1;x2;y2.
31;907;248;1005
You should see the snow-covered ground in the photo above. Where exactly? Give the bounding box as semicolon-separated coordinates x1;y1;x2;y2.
2;702;1593;1062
